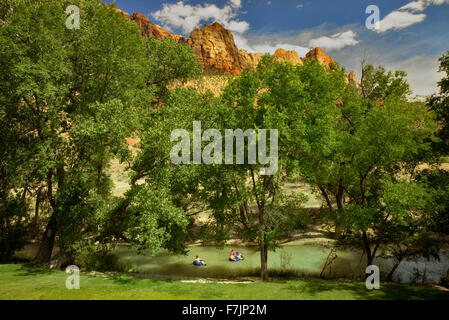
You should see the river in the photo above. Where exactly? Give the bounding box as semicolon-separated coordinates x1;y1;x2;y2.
15;243;447;284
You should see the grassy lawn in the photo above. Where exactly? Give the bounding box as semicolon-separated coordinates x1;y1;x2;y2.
0;263;448;300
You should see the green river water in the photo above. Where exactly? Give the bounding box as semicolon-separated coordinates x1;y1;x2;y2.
16;244;448;283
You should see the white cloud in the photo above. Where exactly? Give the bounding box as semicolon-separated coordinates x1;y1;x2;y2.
296;4;304;9
376;0;449;33
254;43;310;56
151;0;314;57
308;30;360;51
230;0;242;9
376;11;426;33
151;1;357;58
151;0;248;34
399;0;449;12
225;20;250;34
234;33;310;56
399;1;427;12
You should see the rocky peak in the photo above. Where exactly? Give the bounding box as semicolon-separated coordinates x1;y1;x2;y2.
116;9;185;43
274;49;304;66
188;22;244;74
239;49;263;70
346;70;361;90
305;47;335;68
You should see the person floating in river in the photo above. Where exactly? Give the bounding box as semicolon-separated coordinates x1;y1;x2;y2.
193;256;207;266
229;250;244;262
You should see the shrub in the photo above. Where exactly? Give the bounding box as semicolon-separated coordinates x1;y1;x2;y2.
70;240;125;272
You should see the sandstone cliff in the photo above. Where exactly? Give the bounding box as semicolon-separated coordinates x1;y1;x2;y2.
188;22;244;74
116;8;185;43
305;47;335;69
345;70;361;89
274;49;304;66
239;49;263;70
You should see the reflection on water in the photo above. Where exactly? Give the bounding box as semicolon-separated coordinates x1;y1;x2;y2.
15;243;449;284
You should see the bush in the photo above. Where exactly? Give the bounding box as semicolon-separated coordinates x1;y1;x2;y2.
69;240;125;272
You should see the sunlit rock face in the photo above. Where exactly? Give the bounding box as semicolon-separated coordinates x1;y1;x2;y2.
274;48;304;66
305;47;335;69
239;49;263;70
116;8;185;43
188;22;244;74
346;70;361;90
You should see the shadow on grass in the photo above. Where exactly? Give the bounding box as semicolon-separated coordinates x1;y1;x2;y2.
110;276;138;285
16;262;55;276
291;279;449;300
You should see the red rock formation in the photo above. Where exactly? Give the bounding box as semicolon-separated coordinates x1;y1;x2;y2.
116;8;185;43
113;8;355;80
239;49;263;69
345;70;361;89
305;47;334;68
188;22;244;73
274;48;304;66
347;70;357;84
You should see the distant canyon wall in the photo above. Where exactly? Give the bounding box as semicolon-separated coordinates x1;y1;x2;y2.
114;7;359;87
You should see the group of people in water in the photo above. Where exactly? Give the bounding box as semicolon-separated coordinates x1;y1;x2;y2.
193;249;244;266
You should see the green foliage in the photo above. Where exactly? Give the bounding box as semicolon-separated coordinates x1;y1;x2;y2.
361;64;411;102
0;196;30;263
192;58;345;279
124;185;189;255
70;240;124;272
418;169;449;235
429;51;449;155
145;37;203;99
333;95;436;266
249;59;438;270
0;0;203;261
0;0;15;27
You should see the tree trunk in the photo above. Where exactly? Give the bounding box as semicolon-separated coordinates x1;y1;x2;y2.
259;240;268;281
334;180;344;238
364;255;375;281
33;191;41;239
363;231;374;278
386;259;402;282
34;214;57;264
47;250;70;270
34;193;40;227
319;186;333;212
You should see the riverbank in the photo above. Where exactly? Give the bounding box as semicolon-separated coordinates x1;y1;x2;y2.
0;263;447;300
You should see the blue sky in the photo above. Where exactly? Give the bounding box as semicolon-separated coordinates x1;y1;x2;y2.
104;0;449;96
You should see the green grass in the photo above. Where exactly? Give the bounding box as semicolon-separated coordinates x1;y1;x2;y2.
0;263;448;300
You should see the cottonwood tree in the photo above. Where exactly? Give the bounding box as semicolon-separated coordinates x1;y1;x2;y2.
0;0;147;263
331;74;438;271
126;60;309;280
246;58;438;275
422;51;449;236
310;63;414;238
101;88;216;255
0;0;202;264
189;56;343;280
